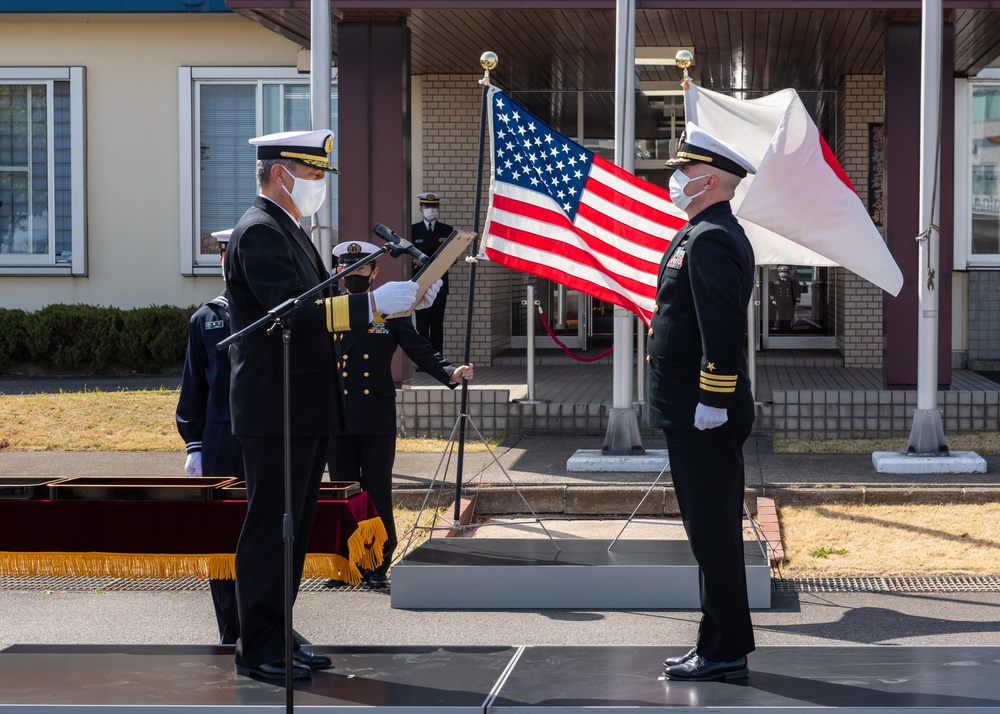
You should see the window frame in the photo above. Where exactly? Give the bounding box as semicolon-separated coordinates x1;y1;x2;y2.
178;66;338;276
0;66;86;276
955;72;1000;270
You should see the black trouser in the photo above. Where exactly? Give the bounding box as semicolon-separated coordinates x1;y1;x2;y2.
331;433;397;575
233;434;328;667
664;424;755;662
203;421;243;645
415;294;447;356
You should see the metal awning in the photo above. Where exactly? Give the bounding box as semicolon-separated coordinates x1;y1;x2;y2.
227;1;1000;93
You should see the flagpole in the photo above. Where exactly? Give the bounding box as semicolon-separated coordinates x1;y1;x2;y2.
452;52;496;521
310;0;333;272
603;0;645;455
906;0;948;455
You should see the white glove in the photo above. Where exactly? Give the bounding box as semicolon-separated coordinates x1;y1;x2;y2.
415;279;443;311
694;403;728;431
372;281;419;315
184;451;203;476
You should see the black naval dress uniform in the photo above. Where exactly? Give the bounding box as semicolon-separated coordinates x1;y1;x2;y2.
224;196;369;671
769;273;801;329
176;292;242;644
327;312;457;580
410;218;453;355
645;200;756;663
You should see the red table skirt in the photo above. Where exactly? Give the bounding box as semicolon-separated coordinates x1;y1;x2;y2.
0;494;386;586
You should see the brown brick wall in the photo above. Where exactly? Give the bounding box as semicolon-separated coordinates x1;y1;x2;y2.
836;75;886;369
419;75;512;365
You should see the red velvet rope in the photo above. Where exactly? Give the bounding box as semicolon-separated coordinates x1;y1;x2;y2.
536;309;614;363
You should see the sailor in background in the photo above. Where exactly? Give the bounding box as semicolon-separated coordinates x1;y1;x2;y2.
769;265;801;330
410;192;453;357
327;241;472;588
175;228;242;645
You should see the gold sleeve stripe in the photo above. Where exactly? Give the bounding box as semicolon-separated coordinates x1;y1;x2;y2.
331;295;352;332
700;371;737;384
700;382;736;393
325;298;334;333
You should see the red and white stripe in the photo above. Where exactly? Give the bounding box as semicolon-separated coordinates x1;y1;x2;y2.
484;155;685;325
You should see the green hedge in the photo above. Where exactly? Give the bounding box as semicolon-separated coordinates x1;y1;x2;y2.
1;304;196;374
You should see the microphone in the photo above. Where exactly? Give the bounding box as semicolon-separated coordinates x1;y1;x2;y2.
372;223;430;264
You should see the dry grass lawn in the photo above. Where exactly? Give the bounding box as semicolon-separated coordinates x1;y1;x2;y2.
778;502;1000;576
0;390;496;453
391;505;451;551
776;432;1000;454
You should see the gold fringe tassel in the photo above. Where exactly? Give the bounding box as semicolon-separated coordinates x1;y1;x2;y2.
1;539;386;585
301;554;359;586
0;552;237;580
347;517;388;572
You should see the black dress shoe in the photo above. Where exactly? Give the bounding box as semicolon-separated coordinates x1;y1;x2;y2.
662;647;697;668
363;571;389;589
663;655;748;681
235;659;312;682
293;649;333;670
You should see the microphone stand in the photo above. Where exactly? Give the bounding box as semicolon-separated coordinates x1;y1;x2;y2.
218;244;393;706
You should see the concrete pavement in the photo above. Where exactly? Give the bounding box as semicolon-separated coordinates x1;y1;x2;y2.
4;433;1000;503
3;376;1000;654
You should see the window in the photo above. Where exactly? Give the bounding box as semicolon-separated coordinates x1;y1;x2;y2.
0;68;86;275
956;73;1000;268
971;83;1000;258
179;67;339;274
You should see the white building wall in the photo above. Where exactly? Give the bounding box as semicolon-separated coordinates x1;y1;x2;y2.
0;14;301;311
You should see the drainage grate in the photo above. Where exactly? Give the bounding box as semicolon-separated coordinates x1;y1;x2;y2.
773;575;1000;593
0;576;210;592
4;575;997;594
0;577;380;593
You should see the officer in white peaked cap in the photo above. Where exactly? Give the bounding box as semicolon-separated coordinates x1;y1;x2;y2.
649;122;759;682
223;129;435;683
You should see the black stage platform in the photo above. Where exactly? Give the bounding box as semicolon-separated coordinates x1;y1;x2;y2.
2;644;999;712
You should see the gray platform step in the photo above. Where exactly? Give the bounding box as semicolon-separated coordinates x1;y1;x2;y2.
390;538;770;609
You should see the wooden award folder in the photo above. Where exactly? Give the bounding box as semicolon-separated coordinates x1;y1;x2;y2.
384;229;476;319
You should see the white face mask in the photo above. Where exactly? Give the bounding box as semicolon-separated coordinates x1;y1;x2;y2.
422;207;438;221
281;169;327;216
668;171;710;210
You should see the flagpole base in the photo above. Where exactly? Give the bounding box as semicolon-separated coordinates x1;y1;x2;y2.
601;408;645;456
873;450;986;474
906;408;949;455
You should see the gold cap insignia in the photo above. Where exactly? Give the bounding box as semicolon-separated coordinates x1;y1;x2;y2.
348;243;362;254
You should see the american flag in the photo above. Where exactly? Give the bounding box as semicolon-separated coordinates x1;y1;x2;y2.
481;88;685;326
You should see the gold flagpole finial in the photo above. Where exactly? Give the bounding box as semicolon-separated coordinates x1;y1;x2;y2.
479;51;498;86
675;49;693;90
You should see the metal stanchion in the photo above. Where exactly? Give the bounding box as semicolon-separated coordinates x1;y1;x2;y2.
515;284;547;405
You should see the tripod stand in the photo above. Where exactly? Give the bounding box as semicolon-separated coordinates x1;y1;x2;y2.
607;457;767;561
397;412;560;559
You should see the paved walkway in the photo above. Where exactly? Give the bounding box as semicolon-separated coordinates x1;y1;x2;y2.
4;434;999;494
3;439;1000;653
